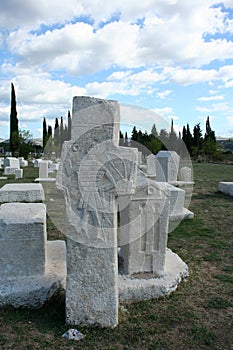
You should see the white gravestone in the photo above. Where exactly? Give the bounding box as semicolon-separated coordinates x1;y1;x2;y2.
180;166;192;182
15;169;23;179
0;203;46;277
119;174;169;276
57;96;138;328
0;183;45;202
156;151;180;182
39;161;49;178
4;157;20;169
146;154;156;178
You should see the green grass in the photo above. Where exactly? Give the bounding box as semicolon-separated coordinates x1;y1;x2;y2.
0;161;233;349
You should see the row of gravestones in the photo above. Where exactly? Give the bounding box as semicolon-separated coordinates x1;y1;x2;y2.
0;156;60;181
0;96;193;328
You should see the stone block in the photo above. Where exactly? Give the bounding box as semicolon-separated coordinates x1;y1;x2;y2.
15;169;23;179
156;151;180;182
3;167;18;175
146;154;156;177
218;182;233;196
0;183;45;202
39;161;48;178
180;166;192;182
4;157;20;169
0;203;46;277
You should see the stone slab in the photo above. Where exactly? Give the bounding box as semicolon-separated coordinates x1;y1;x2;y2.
218;182;233;196
0;183;45;202
118;248;188;303
34;177;56;183
0;203;46;277
0;240;66;308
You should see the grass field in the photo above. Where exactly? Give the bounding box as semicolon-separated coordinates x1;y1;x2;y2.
0;161;232;349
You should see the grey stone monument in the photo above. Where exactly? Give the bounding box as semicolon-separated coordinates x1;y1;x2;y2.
156;151;180;182
119;173;169;276
57;96;138;328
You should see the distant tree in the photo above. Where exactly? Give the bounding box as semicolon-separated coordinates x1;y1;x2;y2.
54;117;60;148
147;134;162;154
64;124;68;141
18;129;34;159
119;130;124;146
151;124;158;137
124;131;128;147
169;118;178;151
159;129;169;149
67;110;72;140
203;116;216;161
186;123;193;155
192;123;203;157
43;117;48;148
48;125;52;139
131;126;138;142
10;83;19;155
60;116;64;148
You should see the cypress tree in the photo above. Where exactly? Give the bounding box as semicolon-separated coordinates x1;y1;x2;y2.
54;118;60;148
10;83;19;155
48;125;52;139
43;117;48;148
60;116;64;148
67;110;72;140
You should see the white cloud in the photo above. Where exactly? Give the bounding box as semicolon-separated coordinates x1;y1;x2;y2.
157;90;172;99
198;95;224;101
196;102;229;113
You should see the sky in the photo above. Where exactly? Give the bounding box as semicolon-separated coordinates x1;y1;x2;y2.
1;0;233;140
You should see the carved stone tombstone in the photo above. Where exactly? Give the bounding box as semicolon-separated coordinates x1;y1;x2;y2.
119;173;169;276
156;151;180;182
57;96;138;328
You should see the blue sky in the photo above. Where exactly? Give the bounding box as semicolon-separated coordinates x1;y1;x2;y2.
1;0;233;140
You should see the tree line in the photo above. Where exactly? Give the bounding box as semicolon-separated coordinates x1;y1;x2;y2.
42;111;72;154
8;82;222;161
121;116;218;161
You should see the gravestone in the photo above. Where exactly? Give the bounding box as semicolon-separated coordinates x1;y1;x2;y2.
57;96;138;328
119;174;169;276
146;154;156;178
15;169;23;179
0;202;66;308
4;157;19;169
156;151;180;182
180;166;192;182
218;182;233;196
0;203;46;277
0;183;45;202
39;161;49;178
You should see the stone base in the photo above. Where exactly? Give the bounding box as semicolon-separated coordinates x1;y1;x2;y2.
0;183;45;202
118;248;188;303
34;177;56;182
218;182;233;196
170;208;194;222
0;240;66;308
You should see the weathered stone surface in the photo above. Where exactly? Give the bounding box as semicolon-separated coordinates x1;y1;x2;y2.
118;248;188;302
39;161;49;178
0;183;45;202
0;203;46;277
146;154;156;178
4;157;19;169
3;166;18;175
156;151;180;182
57;96;138;328
218;182;233;196
0;240;66;308
15;169;23;179
180;166;192;182
119;174;169;276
